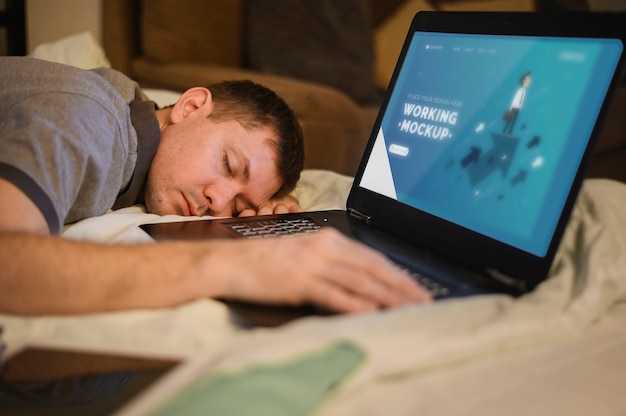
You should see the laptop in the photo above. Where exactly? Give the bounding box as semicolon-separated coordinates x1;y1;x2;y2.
142;12;625;306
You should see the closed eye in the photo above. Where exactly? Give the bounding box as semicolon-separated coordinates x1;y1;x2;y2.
222;152;233;177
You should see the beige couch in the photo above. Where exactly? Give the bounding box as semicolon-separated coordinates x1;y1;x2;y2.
102;0;625;182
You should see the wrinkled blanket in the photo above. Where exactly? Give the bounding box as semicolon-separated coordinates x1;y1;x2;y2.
2;171;626;415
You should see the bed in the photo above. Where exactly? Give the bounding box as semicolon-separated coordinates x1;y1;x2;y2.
2;33;626;415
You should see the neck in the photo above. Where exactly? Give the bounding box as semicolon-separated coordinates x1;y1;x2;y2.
155;108;172;132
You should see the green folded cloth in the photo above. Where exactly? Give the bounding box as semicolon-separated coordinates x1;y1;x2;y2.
151;340;366;416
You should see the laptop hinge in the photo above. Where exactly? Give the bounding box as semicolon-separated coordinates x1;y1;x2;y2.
486;267;527;293
348;208;372;224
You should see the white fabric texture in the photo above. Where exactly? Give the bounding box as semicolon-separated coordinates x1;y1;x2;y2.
2;173;626;415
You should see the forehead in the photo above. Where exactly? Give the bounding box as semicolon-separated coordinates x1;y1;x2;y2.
226;122;279;160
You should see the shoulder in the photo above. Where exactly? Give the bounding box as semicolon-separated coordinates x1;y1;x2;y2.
0;57;140;107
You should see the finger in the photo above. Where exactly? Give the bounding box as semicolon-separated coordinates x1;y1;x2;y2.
386;265;433;303
334;260;431;308
316;230;432;305
237;208;257;217
321;261;414;308
256;204;276;216
287;204;304;213
359;256;433;304
272;204;289;215
364;255;433;302
297;229;430;309
304;276;380;313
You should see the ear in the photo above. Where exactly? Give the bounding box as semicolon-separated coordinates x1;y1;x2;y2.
169;87;213;124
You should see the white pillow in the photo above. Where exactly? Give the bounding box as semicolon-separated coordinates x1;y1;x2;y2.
29;31;111;69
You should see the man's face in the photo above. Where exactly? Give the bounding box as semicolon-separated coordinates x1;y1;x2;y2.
144;115;282;218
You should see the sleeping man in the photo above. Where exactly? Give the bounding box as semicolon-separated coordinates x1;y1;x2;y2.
0;57;431;316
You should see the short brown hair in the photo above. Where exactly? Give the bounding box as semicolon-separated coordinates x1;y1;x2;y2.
206;80;304;197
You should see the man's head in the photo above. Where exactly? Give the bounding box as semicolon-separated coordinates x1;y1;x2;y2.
144;80;304;217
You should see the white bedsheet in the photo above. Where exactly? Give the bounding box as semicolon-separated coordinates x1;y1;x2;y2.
2;170;626;415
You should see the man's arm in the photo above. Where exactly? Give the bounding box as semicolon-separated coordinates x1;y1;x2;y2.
0;179;431;315
0;178;49;235
0;178;221;314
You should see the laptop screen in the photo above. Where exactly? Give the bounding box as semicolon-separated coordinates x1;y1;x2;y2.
360;31;623;257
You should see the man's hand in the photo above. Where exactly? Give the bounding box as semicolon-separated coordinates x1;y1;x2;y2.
203;227;433;313
238;194;303;217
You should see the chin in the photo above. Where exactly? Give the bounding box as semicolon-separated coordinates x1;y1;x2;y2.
144;198;170;216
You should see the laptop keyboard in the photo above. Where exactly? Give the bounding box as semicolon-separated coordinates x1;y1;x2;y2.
397;265;451;298
228;218;321;238
228;217;450;298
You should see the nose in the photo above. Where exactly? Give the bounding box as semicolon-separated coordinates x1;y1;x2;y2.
204;181;238;217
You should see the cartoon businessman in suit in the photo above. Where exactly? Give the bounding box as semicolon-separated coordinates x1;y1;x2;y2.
503;72;531;136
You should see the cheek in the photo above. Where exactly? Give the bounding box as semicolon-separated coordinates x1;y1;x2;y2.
147;155;176;187
153;143;201;181
150;128;219;189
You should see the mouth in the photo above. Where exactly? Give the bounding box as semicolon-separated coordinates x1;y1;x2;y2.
181;194;192;216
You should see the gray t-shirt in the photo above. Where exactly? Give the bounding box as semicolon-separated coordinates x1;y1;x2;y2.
0;57;160;234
